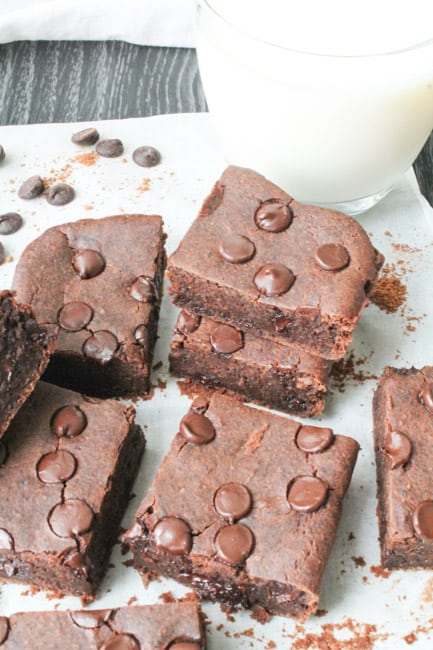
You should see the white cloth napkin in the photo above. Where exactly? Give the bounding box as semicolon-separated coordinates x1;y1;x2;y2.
0;0;196;47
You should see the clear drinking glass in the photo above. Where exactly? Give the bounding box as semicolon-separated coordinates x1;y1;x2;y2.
196;0;433;215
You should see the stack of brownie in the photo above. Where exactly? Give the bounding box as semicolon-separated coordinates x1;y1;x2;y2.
167;165;384;416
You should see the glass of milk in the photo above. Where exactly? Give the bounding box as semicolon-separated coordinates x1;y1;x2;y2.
196;0;433;215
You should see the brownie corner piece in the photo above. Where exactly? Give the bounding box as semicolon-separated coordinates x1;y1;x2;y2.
373;365;433;569
12;213;166;397
0;290;57;439
0;381;145;598
125;393;359;620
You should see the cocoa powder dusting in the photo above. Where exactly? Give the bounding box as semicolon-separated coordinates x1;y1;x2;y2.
73;151;98;166
290;618;387;649
369;268;407;313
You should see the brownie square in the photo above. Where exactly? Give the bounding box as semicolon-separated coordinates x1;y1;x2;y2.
125;393;359;621
373;366;433;569
0;291;57;439
168;166;383;360
0;381;144;599
0;603;205;649
12;214;166;397
169;309;332;416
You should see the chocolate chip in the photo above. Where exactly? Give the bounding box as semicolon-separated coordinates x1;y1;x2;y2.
254;264;295;296
210;323;243;354
132;145;161;167
18;175;44;200
101;634;140;650
296;426;334;453
72;248;106;279
71;127;100;146
58;301;93;332
51;405;87;438
419;384;433;414
413;501;433;539
47;182;75;206
254;201;293;232
219;233;255;264
36;450;77;484
129;276;155;302
0;440;7;465
0;528;14;550
214;483;252;522
0;212;23;235
0;617;9;645
83;330;119;364
287;476;328;513
179;412;216;445
315;244;350;271
383;431;412;469
69;610;112;629
214;523;254;564
96;138;124;158
0;146;5;163
168;643;200;650
153;516;192;555
175;310;201;335
134;324;147;346
48;498;94;538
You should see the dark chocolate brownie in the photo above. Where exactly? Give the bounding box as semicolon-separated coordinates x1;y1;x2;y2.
125;393;359;621
373;366;433;569
0;381;144;598
169;309;332;416
168;166;383;360
12;214;166;397
0;291;57;439
0;603;205;649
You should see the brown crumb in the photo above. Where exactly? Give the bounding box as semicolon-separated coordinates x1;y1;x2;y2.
137;178;151;192
370;565;390;579
290;618;387;649
73;151;98;166
330;351;377;392
348;532;356;541
159;591;176;603
5;256;13;263
157;377;167;390
351;555;366;568
153;360;163;371
83;205;94;211
220;603;236;622
266;643;276;649
244;423;269;455
251;605;270;624
179;591;199;604
404;633;417;644
369;266;407;313
127;596;138;606
315;609;328;618
122;558;134;568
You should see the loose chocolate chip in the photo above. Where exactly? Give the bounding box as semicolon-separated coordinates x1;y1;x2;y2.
287;476;328;513
413;501;433;539
58;301;93;332
0;528;14;550
132;145;161;167
175;310;201;335
71;127;100;146
296;426;334;454
0;146;5;163
0;212;23;235
384;431;412;469
134;324;147;346
179;412;216;445
210;323;243;354
0;617;9;645
254;201;293;232
96;138;124;158
51;405;87;438
153;516;192;555
47;182;75;206
83;330;119;364
101;634;140;650
48;498;94;538
419;384;433;414
214;483;252;522
0;440;7;465
69;610;112;629
129;275;155;302
219;233;255;264
214;523;254;564
169;643;200;650
254;263;295;296
315;243;350;271
18;175;44;199
72;248;106;279
36;450;77;484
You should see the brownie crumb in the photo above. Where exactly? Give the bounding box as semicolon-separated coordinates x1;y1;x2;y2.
153;360;163;371
370;565;390;579
351;556;366;568
127;595;138;606
244;423;269;455
251;605;271;624
220;603;236;622
290;618;386;649
159;591;176;603
330;352;377;392
315;609;328;618
404;633;417;644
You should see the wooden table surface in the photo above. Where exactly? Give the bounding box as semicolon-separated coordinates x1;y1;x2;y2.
0;40;431;206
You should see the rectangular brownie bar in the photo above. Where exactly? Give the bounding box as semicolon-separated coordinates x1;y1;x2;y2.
169;309;332;416
125;393;359;621
168;166;383;360
0;603;205;648
373;366;433;569
0;381;144;599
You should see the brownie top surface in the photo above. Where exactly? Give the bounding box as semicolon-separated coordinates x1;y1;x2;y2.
1;603;203;649
375;366;433;543
168;166;382;319
132;393;359;595
12;214;164;363
0;381;135;555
